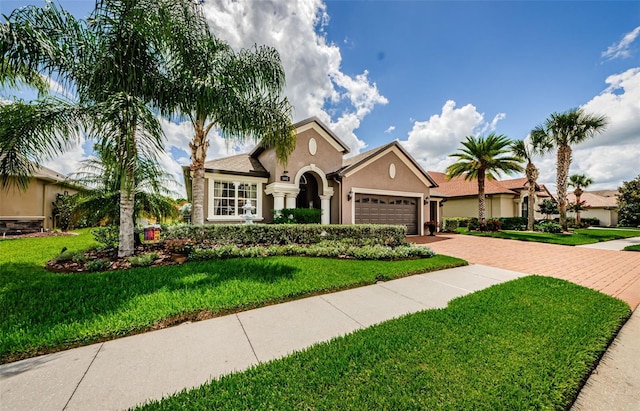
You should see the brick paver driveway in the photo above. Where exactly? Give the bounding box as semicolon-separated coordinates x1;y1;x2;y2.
412;235;640;310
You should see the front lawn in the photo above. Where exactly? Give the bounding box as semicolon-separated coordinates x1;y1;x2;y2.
0;232;465;363
462;228;640;245
624;244;640;252
138;276;630;410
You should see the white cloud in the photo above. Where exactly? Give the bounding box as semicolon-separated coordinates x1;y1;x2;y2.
43;139;88;177
400;100;506;172
385;126;395;134
202;0;387;154
602;26;640;61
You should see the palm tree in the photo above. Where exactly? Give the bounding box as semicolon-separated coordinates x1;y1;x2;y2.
568;173;593;226
0;0;202;256
531;108;607;231
169;16;296;225
447;133;523;224
511;136;545;231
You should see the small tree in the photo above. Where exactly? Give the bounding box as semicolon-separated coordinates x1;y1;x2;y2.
537;199;559;220
617;174;640;227
568;173;593;226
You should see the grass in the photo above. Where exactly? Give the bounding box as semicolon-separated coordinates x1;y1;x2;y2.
0;231;465;363
461;228;640;245
138;276;630;410
624;244;640;252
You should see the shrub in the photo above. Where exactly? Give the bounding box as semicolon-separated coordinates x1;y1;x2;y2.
163;224;407;248
486;219;501;232
467;218;480;231
92;226;120;249
85;259;111;272
498;217;527;231
441;219;459;232
535;221;563;233
126;253;159;267
273;208;322;224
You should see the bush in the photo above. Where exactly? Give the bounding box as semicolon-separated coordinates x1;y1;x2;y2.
92;226;120;249
85;259;111;272
442;219;459;232
467;218;480;231
189;241;435;261
486;219;501;232
164;224;407;247
444;217;471;228
126;252;159;267
53;249;87;263
535;221;563;233
273;208;322;224
498;217;528;231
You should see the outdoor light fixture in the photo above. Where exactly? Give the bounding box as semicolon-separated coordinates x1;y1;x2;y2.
347;189;353;201
423;197;429;205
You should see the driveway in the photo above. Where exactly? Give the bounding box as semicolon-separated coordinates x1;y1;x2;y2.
412;234;640;310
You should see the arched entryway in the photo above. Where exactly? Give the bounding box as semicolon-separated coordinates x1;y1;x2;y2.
296;172;321;210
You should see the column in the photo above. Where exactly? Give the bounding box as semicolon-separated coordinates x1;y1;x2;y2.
285;193;297;209
273;192;285;216
320;195;331;225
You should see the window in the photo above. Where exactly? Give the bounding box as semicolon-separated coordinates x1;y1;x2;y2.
212;181;258;217
521;196;529;218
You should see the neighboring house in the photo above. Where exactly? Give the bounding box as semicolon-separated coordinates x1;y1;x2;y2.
183;117;439;235
0;165;78;233
567;190;619;226
428;171;553;220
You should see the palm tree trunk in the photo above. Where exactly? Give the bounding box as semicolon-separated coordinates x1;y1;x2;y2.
527;162;538;231
478;169;486;223
575;188;583;225
557;145;571;231
190;116;210;225
118;187;135;257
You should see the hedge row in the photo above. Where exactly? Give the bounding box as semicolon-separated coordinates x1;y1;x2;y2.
163;224;407;247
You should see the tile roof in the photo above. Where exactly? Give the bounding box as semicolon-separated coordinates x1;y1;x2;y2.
428;171;519;197
567;190;619;208
203;154;269;176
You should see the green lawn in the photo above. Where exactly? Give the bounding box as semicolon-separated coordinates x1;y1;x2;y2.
138;276;630;410
624;244;640;252
461;228;640;245
0;231;465;363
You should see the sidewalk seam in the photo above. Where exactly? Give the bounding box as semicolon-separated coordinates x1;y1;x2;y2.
319;296;365;328
235;314;260;364
62;342;103;411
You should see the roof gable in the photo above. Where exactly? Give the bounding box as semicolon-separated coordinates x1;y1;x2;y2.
335;141;438;188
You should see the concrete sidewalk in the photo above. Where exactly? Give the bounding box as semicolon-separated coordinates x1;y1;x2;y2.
577;236;640;250
0;264;526;411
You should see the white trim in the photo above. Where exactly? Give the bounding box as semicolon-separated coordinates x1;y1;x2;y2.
349;187;425;235
293;164;334;197
343;146;432;188
206;176;265;221
296;122;347;153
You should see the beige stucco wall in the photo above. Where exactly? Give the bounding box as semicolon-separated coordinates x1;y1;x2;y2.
0;179;76;230
568;208;618;227
442;194;520;219
340;150;431;232
258;126;345;186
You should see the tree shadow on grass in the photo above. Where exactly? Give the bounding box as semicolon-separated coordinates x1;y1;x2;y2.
0;258;299;362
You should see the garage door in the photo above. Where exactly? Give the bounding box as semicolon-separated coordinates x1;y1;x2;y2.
354;194;418;235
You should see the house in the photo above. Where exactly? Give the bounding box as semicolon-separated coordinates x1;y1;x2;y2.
428;171;553;220
566;190;619;226
183;117;439;235
0;165;79;233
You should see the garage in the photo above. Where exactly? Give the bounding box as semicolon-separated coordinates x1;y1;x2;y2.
354;194;419;235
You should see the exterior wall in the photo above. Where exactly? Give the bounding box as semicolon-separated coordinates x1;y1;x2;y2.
258;126;345;186
0;179;76;230
442;195;520;219
340;150;430;234
568;208;618;227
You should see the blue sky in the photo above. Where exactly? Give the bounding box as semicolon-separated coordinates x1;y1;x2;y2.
2;1;640;194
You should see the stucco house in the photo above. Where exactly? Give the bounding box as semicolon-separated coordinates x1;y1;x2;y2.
183;117;439;235
0;165;79;233
567;190;619;226
428;171;553;220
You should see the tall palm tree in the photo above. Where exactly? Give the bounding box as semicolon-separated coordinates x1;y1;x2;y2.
447;133;523;224
511;136;545;231
568;173;593;226
531;108;607;231
0;0;202;256
169;14;296;225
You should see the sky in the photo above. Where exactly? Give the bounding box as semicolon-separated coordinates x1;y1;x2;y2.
2;0;640;196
